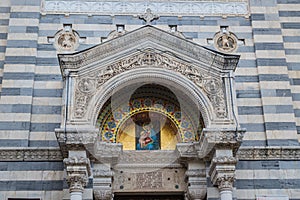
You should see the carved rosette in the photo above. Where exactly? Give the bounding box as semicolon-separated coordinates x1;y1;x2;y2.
73;49;227;119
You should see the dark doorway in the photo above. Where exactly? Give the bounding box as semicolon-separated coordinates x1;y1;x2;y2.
114;193;184;200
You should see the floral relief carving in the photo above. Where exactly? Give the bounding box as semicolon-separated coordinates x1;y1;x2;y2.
74;49;227;119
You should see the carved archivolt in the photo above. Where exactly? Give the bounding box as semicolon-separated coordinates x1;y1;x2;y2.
74;49;227;120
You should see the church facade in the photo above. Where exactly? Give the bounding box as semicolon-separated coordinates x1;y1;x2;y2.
0;0;299;200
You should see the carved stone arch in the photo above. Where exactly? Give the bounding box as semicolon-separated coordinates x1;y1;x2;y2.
89;67;212;128
56;25;245;200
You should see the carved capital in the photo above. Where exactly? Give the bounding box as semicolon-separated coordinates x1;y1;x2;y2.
67;175;88;193
216;174;235;191
94;189;112;200
187;185;207;200
63;156;91;174
64;156;91;193
209;155;237;192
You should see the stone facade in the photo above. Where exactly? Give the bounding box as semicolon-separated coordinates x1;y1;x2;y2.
0;0;299;200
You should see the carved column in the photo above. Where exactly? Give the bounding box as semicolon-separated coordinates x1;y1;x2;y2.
64;152;91;200
209;155;237;200
93;164;113;200
185;169;206;200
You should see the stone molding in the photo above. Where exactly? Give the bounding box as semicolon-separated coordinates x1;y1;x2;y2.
42;0;249;16
0;147;62;161
1;147;299;161
237;146;300;160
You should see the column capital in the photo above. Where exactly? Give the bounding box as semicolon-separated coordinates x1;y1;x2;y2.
64;155;91;194
209;155;237;192
67;175;88;193
216;174;235;192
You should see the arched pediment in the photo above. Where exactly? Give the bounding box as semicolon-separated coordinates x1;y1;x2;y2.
58;26;240;128
59;25;239;75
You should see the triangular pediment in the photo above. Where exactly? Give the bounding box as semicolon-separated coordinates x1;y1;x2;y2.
58;25;239;76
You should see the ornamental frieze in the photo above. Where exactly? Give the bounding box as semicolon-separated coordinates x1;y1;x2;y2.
74;49;227;120
42;0;249;16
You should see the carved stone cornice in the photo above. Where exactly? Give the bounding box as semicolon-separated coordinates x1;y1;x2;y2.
197;128;245;159
55;127;98;158
176;143;198;162
56;128;98;145
0;147;63;161
237;146;300;160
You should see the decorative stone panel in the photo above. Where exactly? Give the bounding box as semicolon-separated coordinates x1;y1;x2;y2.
42;0;249;16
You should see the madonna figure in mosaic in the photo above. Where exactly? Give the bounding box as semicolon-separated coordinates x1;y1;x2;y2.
136;123;160;150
